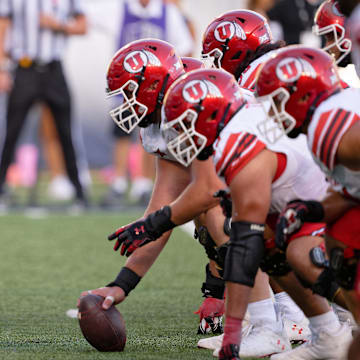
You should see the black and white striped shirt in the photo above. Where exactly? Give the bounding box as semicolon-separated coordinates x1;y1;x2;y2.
0;0;84;63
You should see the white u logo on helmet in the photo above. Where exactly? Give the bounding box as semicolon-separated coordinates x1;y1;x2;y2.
182;80;208;103
276;57;316;83
124;51;148;73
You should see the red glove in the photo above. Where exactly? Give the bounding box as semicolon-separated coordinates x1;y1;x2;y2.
195;297;225;334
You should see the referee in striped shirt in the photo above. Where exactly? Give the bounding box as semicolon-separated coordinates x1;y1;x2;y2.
0;0;87;206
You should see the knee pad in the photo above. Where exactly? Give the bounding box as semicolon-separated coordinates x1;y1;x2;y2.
195;226;218;261
201;264;225;299
329;247;360;290
223;221;265;287
260;250;292;276
312;267;341;301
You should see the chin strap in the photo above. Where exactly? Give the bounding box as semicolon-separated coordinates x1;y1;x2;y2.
135;65;147;95
156;73;170;106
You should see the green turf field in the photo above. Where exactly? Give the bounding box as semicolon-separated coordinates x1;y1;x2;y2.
0;212;261;360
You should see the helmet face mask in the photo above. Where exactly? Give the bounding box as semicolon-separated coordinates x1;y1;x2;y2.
313;23;351;65
257;87;296;143
162;109;207;167
162;69;247;167
256;46;343;143
107;79;148;134
106;39;185;133
313;0;352;65
201;48;224;69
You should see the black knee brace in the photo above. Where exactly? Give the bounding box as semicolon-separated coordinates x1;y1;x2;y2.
195;226;218;261
260;250;292;276
223;221;265;287
312;267;341;301
201;263;225;299
329;247;360;290
223;217;231;236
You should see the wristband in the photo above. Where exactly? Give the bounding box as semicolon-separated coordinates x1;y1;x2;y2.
145;206;176;239
107;267;141;296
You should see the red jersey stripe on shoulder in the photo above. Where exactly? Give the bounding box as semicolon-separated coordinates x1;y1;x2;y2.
319;109;350;169
340;80;350;89
311;110;333;159
216;132;247;175
224;140;266;185
327;112;360;169
241;63;263;90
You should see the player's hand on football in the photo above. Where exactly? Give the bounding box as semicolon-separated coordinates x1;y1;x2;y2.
195;297;225;334
108;220;156;257
79;286;126;310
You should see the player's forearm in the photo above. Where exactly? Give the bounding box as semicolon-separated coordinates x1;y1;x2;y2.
169;158;224;225
63;15;87;35
170;183;220;225
321;189;357;223
0;18;10;63
124;232;171;277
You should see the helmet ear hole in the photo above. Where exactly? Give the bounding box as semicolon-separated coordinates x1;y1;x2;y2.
149;80;160;90
231;51;243;60
304;53;315;60
298;93;311;104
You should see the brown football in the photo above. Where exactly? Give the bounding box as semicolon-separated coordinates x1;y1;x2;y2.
78;294;126;352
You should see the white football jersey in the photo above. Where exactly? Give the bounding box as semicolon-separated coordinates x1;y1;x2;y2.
349;4;360;78
213;102;329;214
238;51;277;90
140;122;176;161
307;88;360;200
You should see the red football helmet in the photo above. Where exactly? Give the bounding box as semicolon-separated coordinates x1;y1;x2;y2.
181;57;205;73
162;69;246;167
256;46;342;143
106;39;184;133
313;0;351;65
201;10;272;75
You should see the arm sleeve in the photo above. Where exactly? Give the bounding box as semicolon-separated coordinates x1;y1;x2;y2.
166;4;194;56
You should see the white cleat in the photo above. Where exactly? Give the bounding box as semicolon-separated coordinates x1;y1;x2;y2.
283;316;311;344
200;334;223;351
212;325;291;358
270;323;353;360
198;323;252;350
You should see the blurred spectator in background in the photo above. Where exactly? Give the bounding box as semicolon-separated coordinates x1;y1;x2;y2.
101;0;194;208
0;0;88;209
40;106;91;201
247;0;284;40
267;0;322;45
